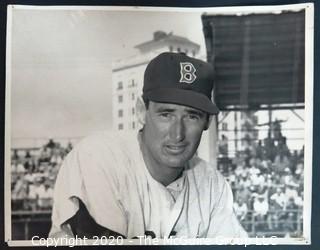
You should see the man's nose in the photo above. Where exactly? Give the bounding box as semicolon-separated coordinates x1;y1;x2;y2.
170;118;185;142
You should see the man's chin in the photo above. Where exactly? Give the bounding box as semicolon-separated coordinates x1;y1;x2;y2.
164;158;189;169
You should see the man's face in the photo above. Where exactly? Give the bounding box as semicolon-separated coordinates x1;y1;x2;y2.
141;101;209;170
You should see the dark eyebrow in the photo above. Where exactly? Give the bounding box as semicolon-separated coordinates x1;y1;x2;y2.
154;107;176;113
185;109;205;117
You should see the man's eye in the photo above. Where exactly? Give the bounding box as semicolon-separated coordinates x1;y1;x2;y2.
159;113;171;118
188;114;200;120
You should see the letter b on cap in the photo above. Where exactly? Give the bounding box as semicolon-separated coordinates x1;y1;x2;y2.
179;62;196;84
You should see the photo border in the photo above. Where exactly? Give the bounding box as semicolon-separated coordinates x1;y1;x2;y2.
1;1;318;249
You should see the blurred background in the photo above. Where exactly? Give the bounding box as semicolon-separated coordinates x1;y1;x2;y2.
9;7;306;239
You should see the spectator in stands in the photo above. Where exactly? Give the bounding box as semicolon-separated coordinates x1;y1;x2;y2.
227;166;236;188
24;169;35;184
251;172;265;191
233;197;248;223
264;134;277;162
290;150;300;173
273;150;290;174
295;162;304;176
28;176;42;210
283;197;299;232
238;175;251;190
234;160;246;177
277;137;290;157
270;187;286;210
235;184;251;207
45;139;56;149
285;184;299;201
260;155;272;174
265;174;273;189
11;159;26;174
65;142;73;155
39;147;52;163
218;134;228;157
284;171;299;189
299;145;304;160
38;180;54;210
48;163;60;181
253;195;269;230
294;190;303;208
248;161;261;176
12;175;28;210
50;147;63;166
25;150;32;160
267;199;282;231
256;184;268;198
276;173;287;187
24;156;36;172
285;197;298;211
255;140;264;160
12;149;19;161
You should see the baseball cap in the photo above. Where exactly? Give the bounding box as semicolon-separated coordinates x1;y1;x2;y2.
143;52;219;115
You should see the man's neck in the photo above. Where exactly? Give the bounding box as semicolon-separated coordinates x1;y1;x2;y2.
138;132;184;187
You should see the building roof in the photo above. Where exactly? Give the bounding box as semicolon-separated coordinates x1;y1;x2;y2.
134;31;200;52
202;11;305;110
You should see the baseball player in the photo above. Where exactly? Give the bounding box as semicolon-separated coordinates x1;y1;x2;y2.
49;52;247;239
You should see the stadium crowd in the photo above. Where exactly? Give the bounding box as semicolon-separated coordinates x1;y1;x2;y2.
11;139;73;211
219;135;304;236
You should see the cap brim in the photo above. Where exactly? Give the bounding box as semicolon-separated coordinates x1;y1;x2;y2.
143;88;219;115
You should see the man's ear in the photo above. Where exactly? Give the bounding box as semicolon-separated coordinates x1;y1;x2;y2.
136;97;147;127
204;115;213;131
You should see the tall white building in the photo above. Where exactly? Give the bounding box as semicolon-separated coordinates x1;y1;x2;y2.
112;31;201;131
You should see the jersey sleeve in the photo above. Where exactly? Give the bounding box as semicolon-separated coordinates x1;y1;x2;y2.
207;176;248;238
49;135;128;238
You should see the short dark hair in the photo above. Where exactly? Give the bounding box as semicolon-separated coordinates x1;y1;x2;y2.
142;96;150;109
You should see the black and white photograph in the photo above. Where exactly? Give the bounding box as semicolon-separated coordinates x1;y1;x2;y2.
5;3;314;246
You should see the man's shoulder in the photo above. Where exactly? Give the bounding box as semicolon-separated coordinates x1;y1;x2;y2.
75;130;139;154
187;156;227;188
188;156;222;175
63;130;141;175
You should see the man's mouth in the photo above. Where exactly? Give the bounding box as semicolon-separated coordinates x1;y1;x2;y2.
165;144;187;154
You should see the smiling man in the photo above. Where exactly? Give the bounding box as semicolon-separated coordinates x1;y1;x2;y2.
49;52;246;240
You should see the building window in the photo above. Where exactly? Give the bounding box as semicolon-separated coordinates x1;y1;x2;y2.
118;95;123;103
169;46;173;52
131;93;135;100
129;79;135;88
222;122;228;131
118;123;123;130
177;47;181;53
132;122;135;129
117;81;123;90
132;108;135;115
118;109;123;117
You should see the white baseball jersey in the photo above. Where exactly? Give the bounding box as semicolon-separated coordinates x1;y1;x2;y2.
50;131;246;239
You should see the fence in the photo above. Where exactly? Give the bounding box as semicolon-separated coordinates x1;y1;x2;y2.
241;209;303;237
11;208;303;240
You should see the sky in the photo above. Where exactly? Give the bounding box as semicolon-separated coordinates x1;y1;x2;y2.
9;8;206;146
